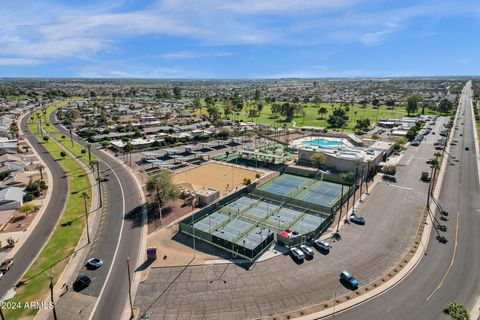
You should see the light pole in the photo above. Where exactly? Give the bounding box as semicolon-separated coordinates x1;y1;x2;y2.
336;184;344;233
87;143;92;164
69;127;74;148
81;192;91;244
126;257;134;319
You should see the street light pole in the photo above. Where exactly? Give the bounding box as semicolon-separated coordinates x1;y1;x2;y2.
126;257;134;319
82;193;91;244
69;127;74;148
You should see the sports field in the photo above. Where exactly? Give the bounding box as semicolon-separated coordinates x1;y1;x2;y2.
173;162;260;195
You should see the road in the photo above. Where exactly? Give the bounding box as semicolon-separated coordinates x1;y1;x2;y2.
50;110;144;320
330;81;480;319
0;113;68;299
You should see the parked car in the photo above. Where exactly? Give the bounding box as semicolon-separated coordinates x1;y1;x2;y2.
0;259;13;273
340;270;359;288
0;271;3;280
314;239;330;252
300;244;314;258
73;275;91;291
290;247;305;261
465;147;470;151
350;214;366;225
86;258;104;269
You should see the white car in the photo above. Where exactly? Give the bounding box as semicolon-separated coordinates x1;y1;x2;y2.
300;244;314;257
314;239;330;252
0;271;3;280
290;247;305;261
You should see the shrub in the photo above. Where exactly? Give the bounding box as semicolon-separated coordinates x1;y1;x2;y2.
382;165;397;176
60;151;66;158
23;193;35;202
61;135;66;139
42;136;49;142
243;178;252;186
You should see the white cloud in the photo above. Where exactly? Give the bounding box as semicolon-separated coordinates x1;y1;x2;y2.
0;58;42;66
159;51;233;59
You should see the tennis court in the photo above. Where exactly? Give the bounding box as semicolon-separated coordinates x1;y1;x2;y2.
259;174;310;196
194;212;228;233
244;199;281;220
239;226;272;250
212;218;253;242
291;213;326;234
266;205;305;228
296;180;347;207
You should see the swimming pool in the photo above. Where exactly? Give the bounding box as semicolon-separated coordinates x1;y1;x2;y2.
303;139;344;147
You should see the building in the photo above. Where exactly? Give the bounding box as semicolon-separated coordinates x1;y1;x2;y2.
0;187;24;210
293;136;391;174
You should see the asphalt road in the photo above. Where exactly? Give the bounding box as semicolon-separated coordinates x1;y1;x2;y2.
50;111;144;320
135;116;449;319
330;81;480;320
0;113;68;299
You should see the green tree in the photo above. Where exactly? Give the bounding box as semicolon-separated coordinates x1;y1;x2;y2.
443;301;469;320
310;152;326;169
146;170;180;219
317;106;328;118
406;94;421;115
173;86;182;99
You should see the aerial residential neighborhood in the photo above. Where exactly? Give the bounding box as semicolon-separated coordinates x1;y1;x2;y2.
0;1;479;320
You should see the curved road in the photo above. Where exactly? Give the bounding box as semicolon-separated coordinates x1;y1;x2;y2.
0;112;68;299
331;82;480;320
50;110;144;320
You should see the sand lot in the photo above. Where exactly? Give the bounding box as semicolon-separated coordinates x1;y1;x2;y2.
173;162;260;195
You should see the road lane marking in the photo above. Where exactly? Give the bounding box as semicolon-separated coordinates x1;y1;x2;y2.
426;210;460;301
88;159;127;320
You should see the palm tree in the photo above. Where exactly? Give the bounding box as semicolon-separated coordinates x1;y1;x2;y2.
80;192;91;243
35;164;45;180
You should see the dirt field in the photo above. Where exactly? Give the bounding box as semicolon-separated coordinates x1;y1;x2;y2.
172;161;261;195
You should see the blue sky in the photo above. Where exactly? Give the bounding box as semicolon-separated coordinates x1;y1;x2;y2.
1;0;479;78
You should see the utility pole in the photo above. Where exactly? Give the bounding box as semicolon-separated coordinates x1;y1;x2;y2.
49;275;58;320
126;257;134;319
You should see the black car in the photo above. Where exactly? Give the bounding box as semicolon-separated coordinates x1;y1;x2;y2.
350;214;366;225
73;275;91;291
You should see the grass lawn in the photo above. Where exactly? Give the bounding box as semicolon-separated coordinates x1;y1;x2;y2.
5;101;92;319
196;100;455;131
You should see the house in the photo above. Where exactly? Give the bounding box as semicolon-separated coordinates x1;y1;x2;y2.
0;186;24;210
0;171;30;189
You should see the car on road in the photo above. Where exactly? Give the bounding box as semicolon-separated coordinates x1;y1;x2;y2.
0;259;13;273
290;247;305;261
300;244;314;258
465;147;470;151
314;239;330;252
86;258;104;269
350;213;366;225
73;275;91;291
0;271;3;280
340;270;358;288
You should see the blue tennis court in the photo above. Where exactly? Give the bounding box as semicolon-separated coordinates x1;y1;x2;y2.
266;205;304;228
259;174;309;196
238;226;272;250
291;212;326;234
300;180;345;207
245;199;281;220
194;212;228;233
212;218;253;242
